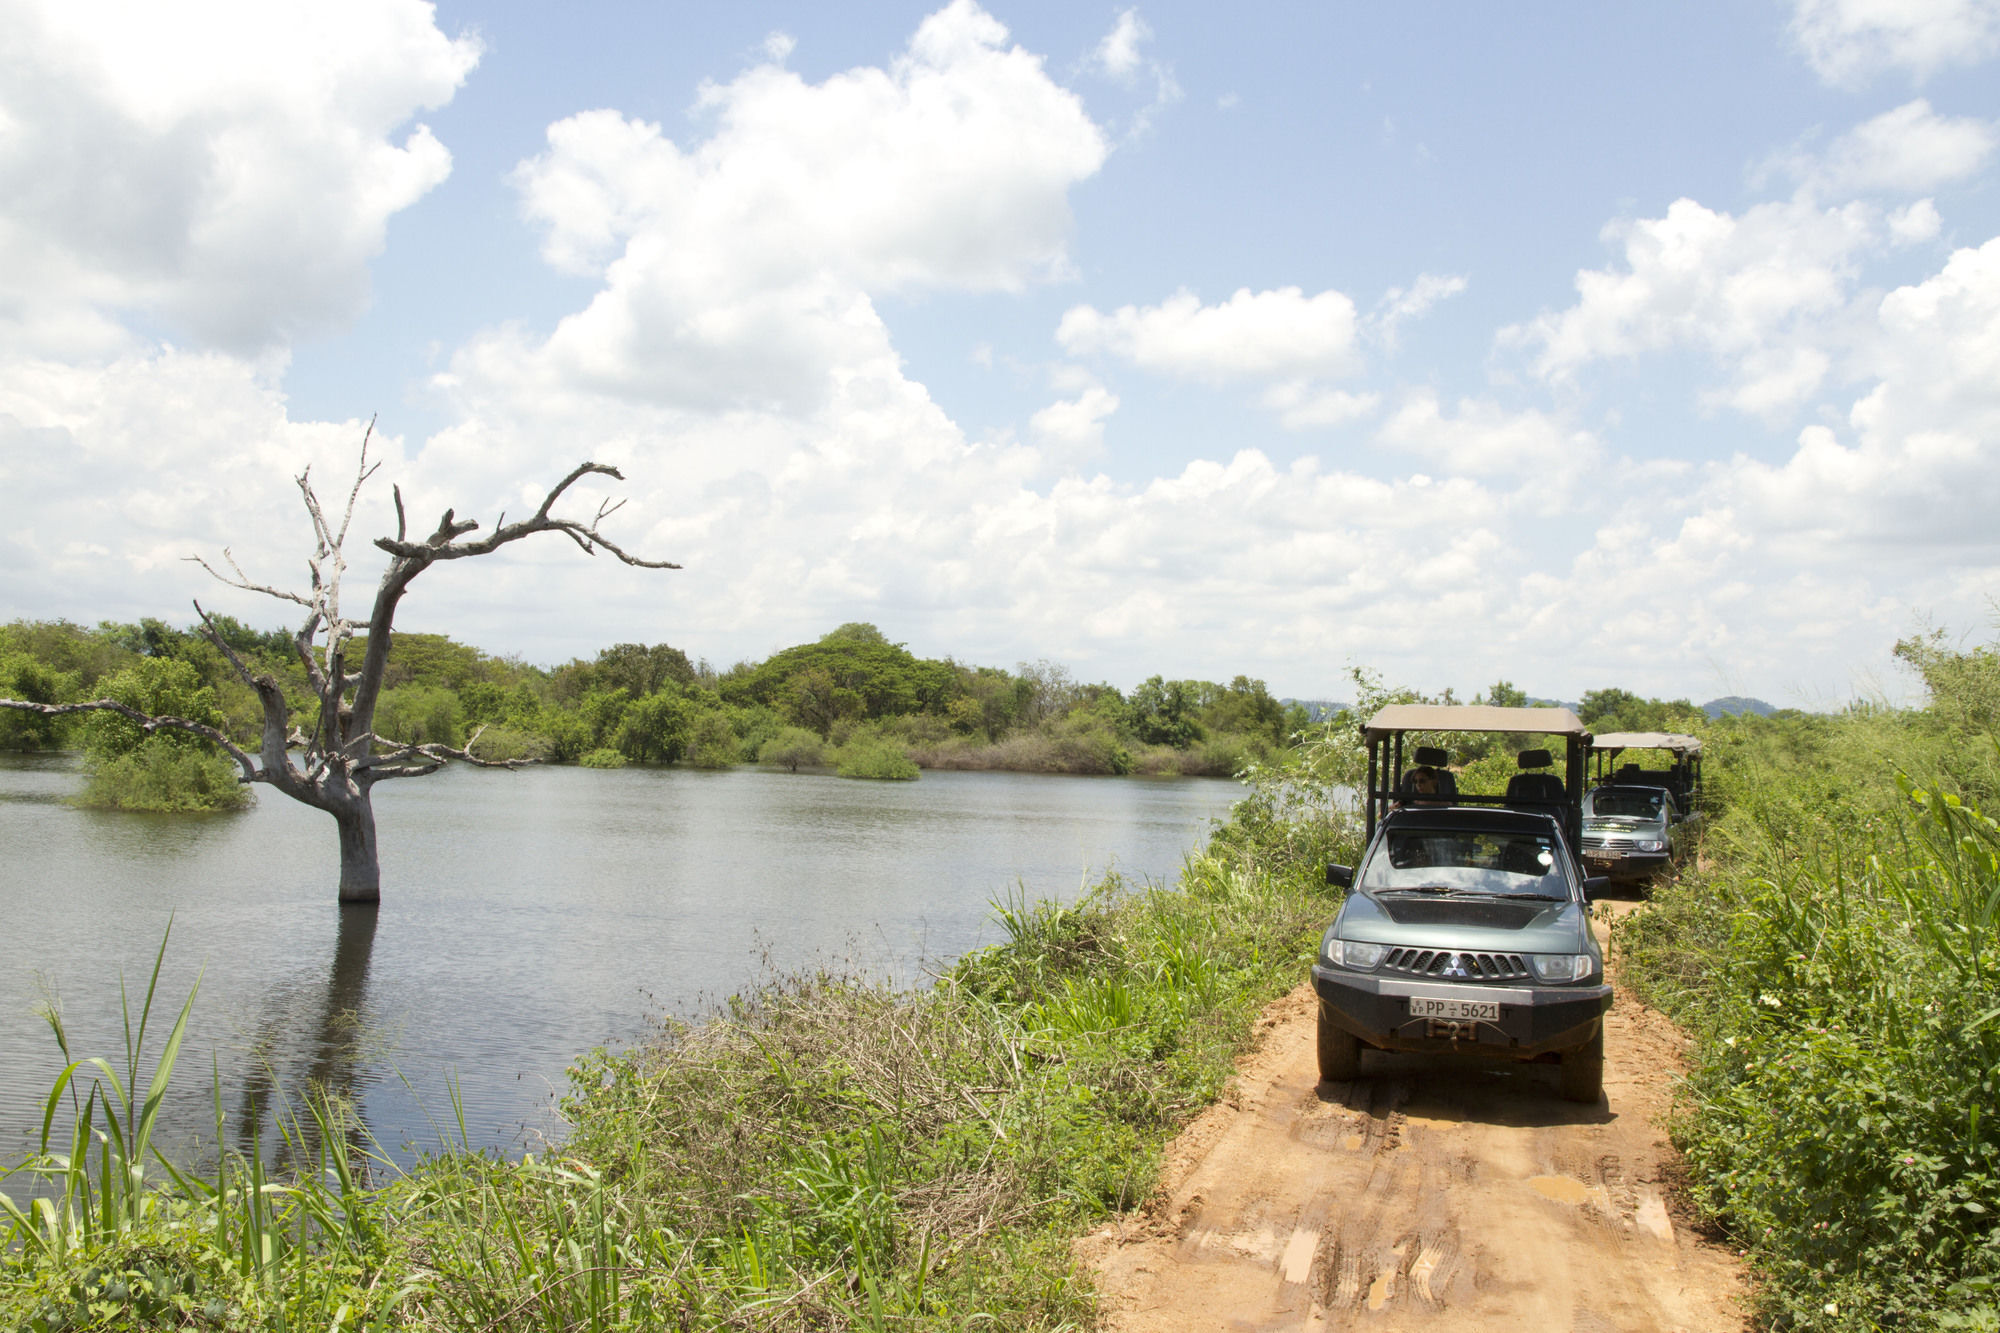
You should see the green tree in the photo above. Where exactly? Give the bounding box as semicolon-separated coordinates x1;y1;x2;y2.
615;690;692;763
594;642;697;697
684;711;741;769
1130;676;1204;749
1580;687;1703;734
78;658;246;811
0;653;74;751
373;685;464;748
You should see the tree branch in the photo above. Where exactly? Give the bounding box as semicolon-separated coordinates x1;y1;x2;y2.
372;462;681;570
0;700;258;783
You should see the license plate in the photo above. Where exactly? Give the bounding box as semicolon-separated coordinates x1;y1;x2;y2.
1408;997;1498;1021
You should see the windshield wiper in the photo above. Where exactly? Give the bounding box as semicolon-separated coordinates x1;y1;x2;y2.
1381;884;1461;895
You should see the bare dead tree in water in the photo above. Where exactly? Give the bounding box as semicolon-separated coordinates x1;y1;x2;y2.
0;425;677;902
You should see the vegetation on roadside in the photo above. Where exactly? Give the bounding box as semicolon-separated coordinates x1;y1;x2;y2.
1619;630;2000;1332
0;725;1360;1330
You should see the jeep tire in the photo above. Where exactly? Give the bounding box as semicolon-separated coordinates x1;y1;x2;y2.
1316;999;1362;1081
1557;1024;1605;1104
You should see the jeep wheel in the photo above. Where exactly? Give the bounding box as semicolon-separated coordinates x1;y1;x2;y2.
1557;1025;1605;1104
1317;1000;1362;1082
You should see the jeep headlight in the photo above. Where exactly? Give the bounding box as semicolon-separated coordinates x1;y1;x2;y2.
1529;954;1597;983
1634;838;1666;853
1328;939;1389;970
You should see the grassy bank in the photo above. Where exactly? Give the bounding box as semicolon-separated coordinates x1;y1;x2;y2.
0;735;1358;1330
1619;682;2000;1330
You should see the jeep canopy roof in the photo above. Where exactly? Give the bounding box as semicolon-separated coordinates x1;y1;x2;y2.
1363;704;1588;740
1590;731;1702;756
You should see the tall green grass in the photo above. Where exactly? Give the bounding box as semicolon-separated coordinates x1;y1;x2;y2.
1620;709;2000;1331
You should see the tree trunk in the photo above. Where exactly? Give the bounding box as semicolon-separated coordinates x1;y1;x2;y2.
334;800;382;904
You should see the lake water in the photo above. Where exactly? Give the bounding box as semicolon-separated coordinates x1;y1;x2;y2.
0;755;1241;1171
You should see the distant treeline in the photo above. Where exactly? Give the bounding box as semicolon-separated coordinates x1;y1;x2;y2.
0;617;1308;781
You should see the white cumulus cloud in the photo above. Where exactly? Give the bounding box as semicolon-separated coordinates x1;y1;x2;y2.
1504;196;1886;420
1057;286;1361;383
1775;100;1998;198
506;0;1107;414
0;0;478;356
1791;0;2000;87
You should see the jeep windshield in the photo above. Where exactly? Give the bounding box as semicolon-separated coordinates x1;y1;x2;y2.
1358;827;1573;900
1585;788;1666;820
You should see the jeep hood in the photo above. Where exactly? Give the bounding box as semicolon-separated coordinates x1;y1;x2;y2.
1334;891;1592;954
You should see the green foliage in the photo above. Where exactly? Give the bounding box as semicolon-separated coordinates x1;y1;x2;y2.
4;613;1315;781
68;659;247;812
684;710;741;769
759;725;827;771
577;747;628;769
614;688;691;763
0;652;76;751
1618;646;2000;1330
1578;686;1705;734
1897;630;2000;787
372;683;464;747
0;620;132;691
81;659;225;759
719;627;957;735
834;737;920;780
463;722;552;763
1129;675;1204;749
80;739;251;812
593;641;698;696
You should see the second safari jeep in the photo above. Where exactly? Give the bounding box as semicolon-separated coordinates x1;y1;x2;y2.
1312;705;1613;1103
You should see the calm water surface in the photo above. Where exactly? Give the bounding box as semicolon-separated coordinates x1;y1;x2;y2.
0;756;1239;1167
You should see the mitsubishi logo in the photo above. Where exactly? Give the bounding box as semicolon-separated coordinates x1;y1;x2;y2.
1441;953;1472;979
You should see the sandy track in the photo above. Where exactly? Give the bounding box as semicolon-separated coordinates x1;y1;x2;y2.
1081;907;1748;1331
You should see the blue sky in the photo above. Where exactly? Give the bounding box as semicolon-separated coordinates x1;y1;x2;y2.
4;0;2000;706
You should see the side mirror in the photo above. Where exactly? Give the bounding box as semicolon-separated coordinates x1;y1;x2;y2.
1326;863;1354;889
1582;876;1610;900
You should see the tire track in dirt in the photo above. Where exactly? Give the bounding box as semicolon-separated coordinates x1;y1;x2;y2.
1079;904;1746;1331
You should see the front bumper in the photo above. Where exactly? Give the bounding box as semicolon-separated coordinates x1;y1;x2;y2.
1583;847;1670;880
1312;964;1611;1060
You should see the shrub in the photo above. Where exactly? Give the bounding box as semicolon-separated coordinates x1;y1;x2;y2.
74;659;245;812
758;726;826;771
684;711;741;769
834;738;919;781
1619;709;2000;1330
80;737;251;812
463;723;551;763
577;747;627;769
372;683;464;748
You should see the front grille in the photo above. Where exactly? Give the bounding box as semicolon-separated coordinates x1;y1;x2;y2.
1585;836;1636;850
1382;947;1530;982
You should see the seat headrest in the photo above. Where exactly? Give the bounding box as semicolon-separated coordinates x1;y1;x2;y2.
1517;748;1553;769
1413;745;1450;767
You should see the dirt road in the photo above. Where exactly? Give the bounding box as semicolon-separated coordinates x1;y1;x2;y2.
1082;906;1748;1331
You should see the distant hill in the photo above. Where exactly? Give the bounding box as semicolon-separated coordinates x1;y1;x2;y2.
1702;696;1776;718
1283;699;1350;721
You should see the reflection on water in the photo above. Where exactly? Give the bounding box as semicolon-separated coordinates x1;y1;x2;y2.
234;903;379;1170
0;755;1241;1168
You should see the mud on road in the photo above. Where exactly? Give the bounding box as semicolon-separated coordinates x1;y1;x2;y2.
1081;905;1748;1331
